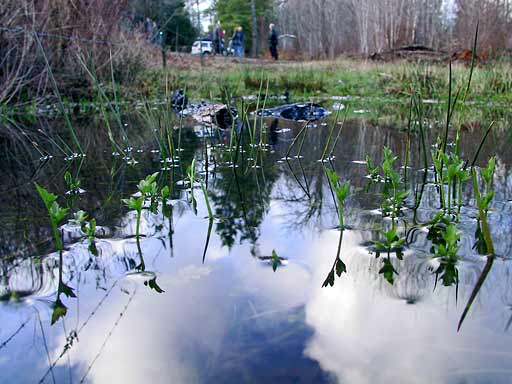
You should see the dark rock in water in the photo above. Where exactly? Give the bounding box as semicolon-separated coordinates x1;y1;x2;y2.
171;89;189;110
256;102;329;121
212;106;238;129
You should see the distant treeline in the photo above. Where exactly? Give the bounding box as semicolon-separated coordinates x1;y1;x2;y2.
275;0;512;58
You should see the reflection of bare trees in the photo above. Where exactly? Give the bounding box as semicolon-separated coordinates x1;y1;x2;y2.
0;114;163;260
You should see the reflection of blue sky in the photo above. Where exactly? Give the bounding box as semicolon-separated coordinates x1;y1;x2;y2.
1;183;512;383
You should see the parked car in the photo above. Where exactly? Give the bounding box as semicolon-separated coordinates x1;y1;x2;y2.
191;40;213;55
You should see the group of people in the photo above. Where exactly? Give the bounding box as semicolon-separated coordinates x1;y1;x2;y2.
211;22;279;60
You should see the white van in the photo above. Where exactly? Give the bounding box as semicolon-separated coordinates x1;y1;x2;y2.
191;40;213;55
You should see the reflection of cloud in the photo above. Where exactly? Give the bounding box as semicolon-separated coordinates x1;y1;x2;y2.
302;230;512;384
6;174;512;383
52;208;315;383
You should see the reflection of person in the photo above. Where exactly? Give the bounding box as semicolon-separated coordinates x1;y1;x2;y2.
268;23;279;60
231;26;244;57
269;118;279;147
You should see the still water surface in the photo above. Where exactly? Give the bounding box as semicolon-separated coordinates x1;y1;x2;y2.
1;109;512;383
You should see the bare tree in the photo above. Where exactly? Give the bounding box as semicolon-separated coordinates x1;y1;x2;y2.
276;0;446;58
454;0;512;54
0;0;151;105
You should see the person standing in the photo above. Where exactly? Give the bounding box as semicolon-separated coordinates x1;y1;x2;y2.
231;26;245;57
268;23;279;60
213;22;222;55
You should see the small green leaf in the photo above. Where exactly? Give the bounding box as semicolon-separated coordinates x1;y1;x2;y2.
145;277;165;293
35;183;57;210
64;171;72;185
322;270;335;287
335;258;347;276
123;196;144;211
89;240;99;256
161;185;170;199
271;249;281;272
88;219;96;238
373;241;386;252
444;224;459;247
51;299;68;325
59;282;76;298
73;210;88;224
379;258;398;285
385;227;398;244
337;181;351;202
50;202;68;224
325;168;339;189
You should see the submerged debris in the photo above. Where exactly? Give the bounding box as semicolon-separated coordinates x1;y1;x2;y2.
256;102;330;121
171;89;238;130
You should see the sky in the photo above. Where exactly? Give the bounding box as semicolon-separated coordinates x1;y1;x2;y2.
187;0;214;32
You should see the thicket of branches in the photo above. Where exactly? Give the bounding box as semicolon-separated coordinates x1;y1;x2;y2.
0;0;152;105
275;0;512;58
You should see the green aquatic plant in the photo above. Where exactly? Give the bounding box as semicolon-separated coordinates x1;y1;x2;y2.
35;184;76;324
325;168;350;230
35;184;68;258
321;104;343;162
365;155;380;183
323;168;350;287
200;178;213;221
431;148;469;214
373;227;404;285
365;147;408;284
123;195;144;243
84;218;98;256
271;249;281;272
127;172;169;230
381;147;408;220
432;223;461;289
144;278;165;293
137;171;160;213
122;172;168;292
425;212;453;253
71;210;98;256
458;162;497;331
123;172;158;241
472;157;496;255
379;258;399;285
367;147;408;221
373;227;405;260
64;171;81;195
187;158;198;214
199;170;215;263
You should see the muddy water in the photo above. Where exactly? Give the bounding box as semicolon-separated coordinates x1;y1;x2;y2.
1;110;512;384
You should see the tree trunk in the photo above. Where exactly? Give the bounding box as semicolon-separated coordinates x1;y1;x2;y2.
250;0;258;57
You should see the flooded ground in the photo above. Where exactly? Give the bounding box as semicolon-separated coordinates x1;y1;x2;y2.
1;101;512;383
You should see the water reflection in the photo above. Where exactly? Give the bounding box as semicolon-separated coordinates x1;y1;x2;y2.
1;111;512;383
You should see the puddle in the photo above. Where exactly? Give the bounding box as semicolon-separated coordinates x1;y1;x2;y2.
0;102;512;383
